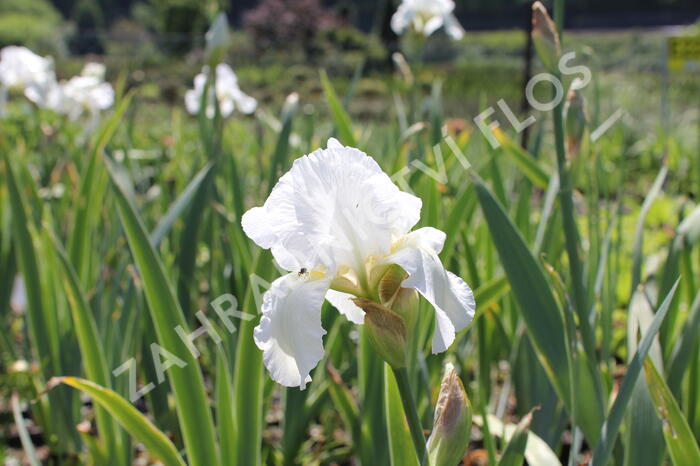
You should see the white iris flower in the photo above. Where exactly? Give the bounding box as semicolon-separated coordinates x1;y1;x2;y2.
0;46;56;113
185;63;257;119
30;63;114;120
242;139;475;388
57;64;114;120
391;0;465;40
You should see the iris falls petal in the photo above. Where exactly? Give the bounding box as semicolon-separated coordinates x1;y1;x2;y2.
254;273;331;389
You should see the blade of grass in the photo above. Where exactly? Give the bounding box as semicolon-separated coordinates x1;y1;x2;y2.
105;157;219;466
358;327;389;465
320;69;357;146
659;205;700;352
69;91;134;284
496;132;550;189
49;377;185;466
667;289;700;395
384;366;420;466
591;280;680;465
2;153;77;447
0;244;18;360
232;248;273;466
630;165;668;296
3;153;55;372
498;410;534;466
625;166;668;466
474;177;571;422
325;365;361;452
644;360;700;466
216;348;236;466
267;94;298;195
176;163;217;314
473;414;561;466
151;162;215;247
282;387;312;465
11;394;40;466
473;276;510;311
50;232;126;465
551;88;596;369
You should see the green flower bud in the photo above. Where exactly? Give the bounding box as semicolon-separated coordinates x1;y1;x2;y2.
531;1;561;73
353;298;408;368
377;264;419;336
377;264;406;304
427;363;472;466
391;287;419;337
205;12;230;66
564;79;589;159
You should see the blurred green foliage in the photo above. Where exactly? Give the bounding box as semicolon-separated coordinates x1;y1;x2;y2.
0;0;67;55
131;0;208;55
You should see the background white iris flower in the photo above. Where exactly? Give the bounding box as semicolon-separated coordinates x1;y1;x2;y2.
0;46;55;115
185;63;257;118
35;63;115;120
242;138;475;388
0;47;113;121
391;0;465;40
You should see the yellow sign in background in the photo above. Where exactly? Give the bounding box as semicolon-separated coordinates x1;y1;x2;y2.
668;36;700;72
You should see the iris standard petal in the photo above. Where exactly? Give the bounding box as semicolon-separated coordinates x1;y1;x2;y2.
254;273;331;389
386;227;475;353
241;139;422;273
215;63;239;87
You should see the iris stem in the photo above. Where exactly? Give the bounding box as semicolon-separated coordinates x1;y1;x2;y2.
551;0;604;424
391;366;428;465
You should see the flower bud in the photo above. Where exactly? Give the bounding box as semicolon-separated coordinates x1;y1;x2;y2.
281;92;299;120
377;264;418;336
353;298;407;368
205;12;230;66
531;1;561;73
377;264;407;303
392;52;414;86
564;78;588;159
427;363;472;466
391;287;419;336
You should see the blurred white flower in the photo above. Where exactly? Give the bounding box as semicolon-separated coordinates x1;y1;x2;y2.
58;75;114;119
81;62;107;80
0;46;56;112
185;63;257;118
242;138;475;388
0;46;55;91
20;61;113;120
11;276;27;312
391;0;465;39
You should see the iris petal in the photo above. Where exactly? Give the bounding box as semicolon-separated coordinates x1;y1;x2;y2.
254;273;331;389
386;227;475;353
242;139;422;273
326;290;365;324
